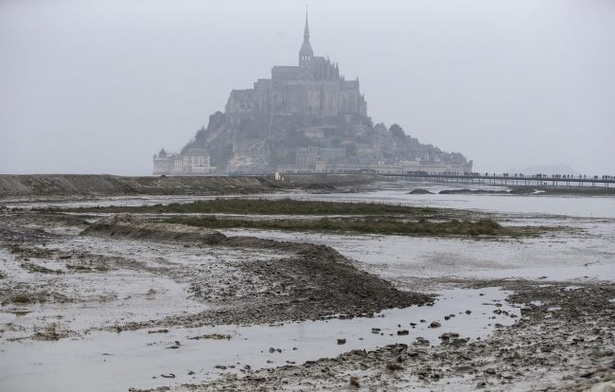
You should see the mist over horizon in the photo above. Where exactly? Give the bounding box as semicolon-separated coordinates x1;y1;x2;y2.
1;0;614;176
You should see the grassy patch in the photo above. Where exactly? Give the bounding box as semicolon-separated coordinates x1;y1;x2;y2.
166;216;545;238
188;333;232;340
11;293;33;304
66;264;93;272
21;262;63;274
9;244;54;259
95;265;110;272
45;197;554;238
34;323;62;341
47;198;452;217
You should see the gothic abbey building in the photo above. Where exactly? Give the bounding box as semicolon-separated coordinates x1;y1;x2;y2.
154;14;472;176
226;15;367;122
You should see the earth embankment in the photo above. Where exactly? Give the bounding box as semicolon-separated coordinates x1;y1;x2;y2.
0;174;381;198
0;174;274;197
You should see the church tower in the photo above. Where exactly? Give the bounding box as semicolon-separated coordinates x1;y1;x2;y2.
299;10;313;65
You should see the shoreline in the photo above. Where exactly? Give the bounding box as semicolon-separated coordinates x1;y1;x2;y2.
1;174;614;200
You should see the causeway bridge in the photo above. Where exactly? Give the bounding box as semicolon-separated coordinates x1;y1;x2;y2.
385;172;615;188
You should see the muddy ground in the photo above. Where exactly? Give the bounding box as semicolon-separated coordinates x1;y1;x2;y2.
0;211;430;335
134;283;615;392
0;198;614;391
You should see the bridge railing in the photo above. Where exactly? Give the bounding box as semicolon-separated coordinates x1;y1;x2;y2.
390;172;615;187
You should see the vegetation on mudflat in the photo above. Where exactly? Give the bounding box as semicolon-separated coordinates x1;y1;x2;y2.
44;198;557;237
165;215;547;238
52;198;453;217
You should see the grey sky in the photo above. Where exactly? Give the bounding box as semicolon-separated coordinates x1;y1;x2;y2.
1;0;613;175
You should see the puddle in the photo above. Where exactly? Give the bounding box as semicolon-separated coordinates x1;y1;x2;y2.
463;263;615;281
0;287;517;392
221;227;615;283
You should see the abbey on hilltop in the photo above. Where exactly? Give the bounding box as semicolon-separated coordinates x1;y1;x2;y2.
226;14;366;121
154;13;472;175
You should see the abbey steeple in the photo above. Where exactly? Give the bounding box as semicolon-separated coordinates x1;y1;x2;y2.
299;9;313;63
304;9;310;39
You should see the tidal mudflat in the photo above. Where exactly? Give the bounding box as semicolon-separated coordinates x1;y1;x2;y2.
1;187;614;391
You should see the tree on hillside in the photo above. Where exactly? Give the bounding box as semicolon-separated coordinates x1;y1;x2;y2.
389;124;407;140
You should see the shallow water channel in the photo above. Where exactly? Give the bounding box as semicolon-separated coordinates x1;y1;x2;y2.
1;287;516;392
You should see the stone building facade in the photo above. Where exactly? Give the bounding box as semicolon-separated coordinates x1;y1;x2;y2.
153;148;215;175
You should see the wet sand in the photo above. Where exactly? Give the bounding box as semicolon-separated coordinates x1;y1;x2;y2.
0;192;614;391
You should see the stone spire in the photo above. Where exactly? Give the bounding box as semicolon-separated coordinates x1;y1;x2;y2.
304;8;310;39
299;8;313;62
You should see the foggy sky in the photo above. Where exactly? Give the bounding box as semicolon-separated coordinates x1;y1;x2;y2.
1;0;614;175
